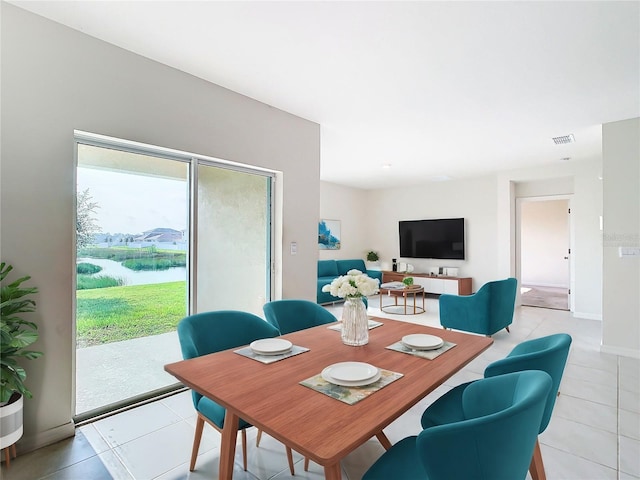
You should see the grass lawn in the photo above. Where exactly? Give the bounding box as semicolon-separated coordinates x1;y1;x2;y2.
76;281;186;348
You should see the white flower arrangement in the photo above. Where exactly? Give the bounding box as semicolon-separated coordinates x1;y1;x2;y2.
322;269;380;299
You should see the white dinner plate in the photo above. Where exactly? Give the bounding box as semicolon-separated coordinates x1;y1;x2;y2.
250;338;293;355
401;334;444;351
327;362;378;382
321;364;382;387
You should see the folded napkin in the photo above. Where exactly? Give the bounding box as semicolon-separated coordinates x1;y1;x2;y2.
386;340;456;360
327;319;383;331
234;345;309;364
300;369;403;405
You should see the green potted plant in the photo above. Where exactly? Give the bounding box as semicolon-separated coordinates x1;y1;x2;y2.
366;251;380;262
1;262;42;456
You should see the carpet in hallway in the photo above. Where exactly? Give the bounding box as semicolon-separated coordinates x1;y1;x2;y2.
521;286;569;310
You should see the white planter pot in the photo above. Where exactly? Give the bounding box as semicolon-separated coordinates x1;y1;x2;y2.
366;261;381;271
0;394;24;450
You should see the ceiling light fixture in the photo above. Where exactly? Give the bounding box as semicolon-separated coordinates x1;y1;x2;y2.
552;134;575;145
560;157;571;161
382;164;392;169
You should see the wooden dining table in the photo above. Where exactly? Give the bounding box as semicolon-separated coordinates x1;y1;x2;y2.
164;317;493;480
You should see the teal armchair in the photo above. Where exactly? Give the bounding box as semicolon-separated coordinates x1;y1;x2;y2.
363;371;552;480
439;277;517;336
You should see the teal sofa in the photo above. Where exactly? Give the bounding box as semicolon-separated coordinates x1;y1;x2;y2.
317;259;383;304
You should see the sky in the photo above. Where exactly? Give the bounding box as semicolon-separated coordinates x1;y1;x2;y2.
77;167;188;234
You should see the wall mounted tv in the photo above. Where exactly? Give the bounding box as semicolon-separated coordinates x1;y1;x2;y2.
399;218;465;260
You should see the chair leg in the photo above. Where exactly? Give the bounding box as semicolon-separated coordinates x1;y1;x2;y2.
256;429;262;446
3;447;10;468
241;429;248;471
286;446;295;475
375;431;393;450
189;414;205;471
529;438;546;480
506;325;510;333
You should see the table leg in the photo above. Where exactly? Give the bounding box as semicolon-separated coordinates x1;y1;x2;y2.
324;462;342;480
219;410;240;480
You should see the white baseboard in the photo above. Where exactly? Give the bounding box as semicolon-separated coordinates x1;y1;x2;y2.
572;311;602;321
521;282;569;289
601;344;640;359
17;420;75;455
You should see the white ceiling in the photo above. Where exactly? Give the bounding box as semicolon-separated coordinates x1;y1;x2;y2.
10;1;640;189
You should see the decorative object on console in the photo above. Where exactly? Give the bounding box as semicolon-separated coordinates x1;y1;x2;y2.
392;258;397;272
318;219;341;250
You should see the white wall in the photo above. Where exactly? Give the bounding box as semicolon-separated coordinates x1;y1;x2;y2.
1;3;320;451
499;161;603;319
602;117;640;358
365;176;499;290
321;161;603;320
319;182;371;261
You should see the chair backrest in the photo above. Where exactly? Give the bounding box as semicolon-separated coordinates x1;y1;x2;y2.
177;310;280;406
487;277;517;330
263;299;337;334
484;333;572;432
416;370;552;480
439;277;516;335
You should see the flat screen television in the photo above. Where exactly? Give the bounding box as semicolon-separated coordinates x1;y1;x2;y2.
399;218;465;260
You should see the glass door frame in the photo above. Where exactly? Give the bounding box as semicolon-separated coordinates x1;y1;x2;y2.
73;130;276;421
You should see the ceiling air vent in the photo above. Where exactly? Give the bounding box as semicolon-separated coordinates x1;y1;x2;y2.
552;134;575;145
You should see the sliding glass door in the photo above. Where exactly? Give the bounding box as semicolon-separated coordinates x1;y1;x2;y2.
195;163;272;315
75;135;273;419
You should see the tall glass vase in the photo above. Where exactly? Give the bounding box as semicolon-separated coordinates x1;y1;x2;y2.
341;296;369;346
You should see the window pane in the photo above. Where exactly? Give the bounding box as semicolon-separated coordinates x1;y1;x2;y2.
196;164;271;315
76;143;188;416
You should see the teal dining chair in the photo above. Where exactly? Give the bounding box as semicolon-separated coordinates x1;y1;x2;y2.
262;299;338;334
177;310;296;474
421;333;572;480
363;370;552;480
439;277;517;336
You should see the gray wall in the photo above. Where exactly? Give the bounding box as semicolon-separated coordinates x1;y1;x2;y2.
602;117;640;357
1;3;320;451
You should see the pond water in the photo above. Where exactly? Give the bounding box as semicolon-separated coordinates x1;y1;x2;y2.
77;258;186;286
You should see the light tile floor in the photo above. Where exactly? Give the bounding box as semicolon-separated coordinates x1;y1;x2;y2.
3;296;639;480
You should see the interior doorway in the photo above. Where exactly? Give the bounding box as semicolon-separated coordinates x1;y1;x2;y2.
517;197;571;311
